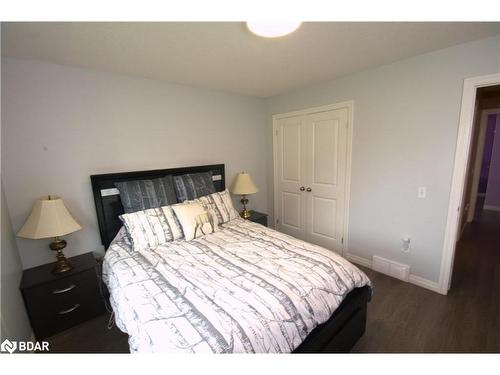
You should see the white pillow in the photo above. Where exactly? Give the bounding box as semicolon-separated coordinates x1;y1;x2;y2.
119;205;183;251
197;189;239;224
172;202;218;241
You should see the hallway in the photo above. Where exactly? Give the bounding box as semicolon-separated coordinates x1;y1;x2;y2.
448;208;500;349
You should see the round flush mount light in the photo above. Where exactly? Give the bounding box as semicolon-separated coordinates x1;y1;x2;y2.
246;21;302;38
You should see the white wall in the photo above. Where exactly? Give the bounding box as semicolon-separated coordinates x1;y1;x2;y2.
2;58;268;269
1;182;32;341
266;35;500;283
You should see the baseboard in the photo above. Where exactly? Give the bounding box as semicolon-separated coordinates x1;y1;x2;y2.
346;253;372;268
345;253;442;294
408;274;442;294
483;205;500;212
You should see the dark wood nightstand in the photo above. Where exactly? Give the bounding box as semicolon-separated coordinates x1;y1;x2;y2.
247;210;268;227
20;252;105;340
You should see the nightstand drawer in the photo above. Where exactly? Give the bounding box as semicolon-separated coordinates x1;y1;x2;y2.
23;268;99;312
28;290;104;339
20;253;106;340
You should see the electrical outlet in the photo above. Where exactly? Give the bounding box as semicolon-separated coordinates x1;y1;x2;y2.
402;237;411;253
417;186;427;199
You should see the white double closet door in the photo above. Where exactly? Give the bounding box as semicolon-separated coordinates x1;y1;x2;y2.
275;106;350;254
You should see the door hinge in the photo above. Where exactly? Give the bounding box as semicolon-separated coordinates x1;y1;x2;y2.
275;129;278;136
276;218;279;224
341;237;344;245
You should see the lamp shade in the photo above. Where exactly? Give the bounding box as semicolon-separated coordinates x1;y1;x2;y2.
230;172;259;195
17;196;82;239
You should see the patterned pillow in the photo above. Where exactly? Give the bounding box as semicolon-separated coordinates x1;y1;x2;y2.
115;176;177;213
173;172;216;202
119;205;183;251
197;189;239;224
171;202;218;241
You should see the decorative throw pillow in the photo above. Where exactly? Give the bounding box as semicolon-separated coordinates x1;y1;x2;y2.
173;172;216;202
171;202;218;241
187;198;221;230
197;189;239;224
115;176;177;213
119;205;183;251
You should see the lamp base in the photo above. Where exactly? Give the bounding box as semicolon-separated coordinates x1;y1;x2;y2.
50;238;73;274
240;195;251;220
240;208;251;220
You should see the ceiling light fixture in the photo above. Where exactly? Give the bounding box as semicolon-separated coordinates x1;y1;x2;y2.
246;22;302;38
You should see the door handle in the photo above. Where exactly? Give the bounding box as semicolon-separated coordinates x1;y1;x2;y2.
300;186;305;191
306;187;312;192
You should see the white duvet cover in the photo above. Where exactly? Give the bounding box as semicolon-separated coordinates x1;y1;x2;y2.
103;218;371;353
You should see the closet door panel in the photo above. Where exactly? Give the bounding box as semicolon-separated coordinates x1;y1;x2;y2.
275;116;307;240
313;118;339;186
305;108;348;253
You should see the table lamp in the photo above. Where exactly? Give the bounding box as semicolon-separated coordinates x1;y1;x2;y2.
230;172;258;219
17;195;82;274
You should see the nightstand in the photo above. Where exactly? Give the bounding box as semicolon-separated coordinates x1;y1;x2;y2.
20;252;105;340
247;210;268;227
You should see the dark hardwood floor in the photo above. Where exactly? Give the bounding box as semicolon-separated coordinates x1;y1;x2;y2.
46;311;129;353
46;209;500;353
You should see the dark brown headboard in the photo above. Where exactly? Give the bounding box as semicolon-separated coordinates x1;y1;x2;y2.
90;164;225;249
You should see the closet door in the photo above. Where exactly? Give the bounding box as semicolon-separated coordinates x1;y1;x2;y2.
275;115;307;240
303;108;348;253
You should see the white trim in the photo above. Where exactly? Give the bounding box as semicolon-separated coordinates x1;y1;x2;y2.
272;101;354;257
483;205;500;212
273;101;354;120
408;274;441;294
344;105;354;258
345;253;372;268
271;110;281;232
346;253;442;294
439;73;500;296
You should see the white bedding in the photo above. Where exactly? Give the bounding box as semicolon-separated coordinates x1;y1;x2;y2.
103;218;371;353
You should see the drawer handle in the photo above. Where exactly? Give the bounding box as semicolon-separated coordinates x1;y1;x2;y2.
58;304;80;315
52;284;76;294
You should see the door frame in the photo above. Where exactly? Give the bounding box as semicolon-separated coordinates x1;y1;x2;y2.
272;101;354;256
439;73;500;295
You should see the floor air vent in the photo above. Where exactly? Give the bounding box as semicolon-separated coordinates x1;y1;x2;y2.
372;256;410;282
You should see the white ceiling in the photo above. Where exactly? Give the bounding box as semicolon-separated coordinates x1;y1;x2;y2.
3;22;500;97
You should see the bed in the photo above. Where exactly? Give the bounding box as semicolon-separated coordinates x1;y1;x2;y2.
91;164;371;353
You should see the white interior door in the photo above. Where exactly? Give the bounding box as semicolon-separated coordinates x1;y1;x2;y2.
304;108;348;253
275;115;307;240
274;104;350;254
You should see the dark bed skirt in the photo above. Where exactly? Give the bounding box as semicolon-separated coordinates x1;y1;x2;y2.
293;286;370;353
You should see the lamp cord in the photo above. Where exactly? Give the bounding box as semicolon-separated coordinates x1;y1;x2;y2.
95;259;115;329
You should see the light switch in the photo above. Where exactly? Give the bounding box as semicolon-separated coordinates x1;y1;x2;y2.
417;186;427;199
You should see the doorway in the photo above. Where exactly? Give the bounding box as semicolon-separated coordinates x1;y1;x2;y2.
440;74;500;295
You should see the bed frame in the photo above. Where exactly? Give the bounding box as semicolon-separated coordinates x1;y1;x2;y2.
90;163;370;353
